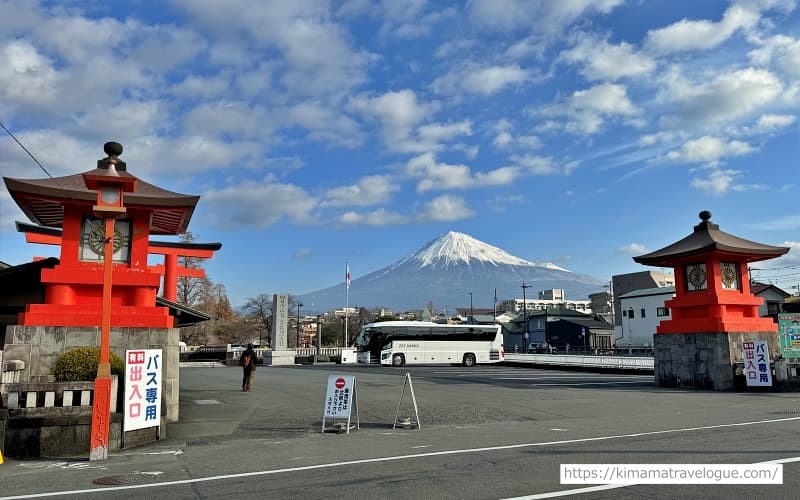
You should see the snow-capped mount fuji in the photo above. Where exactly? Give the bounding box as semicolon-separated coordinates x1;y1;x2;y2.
299;231;604;313
398;231;569;271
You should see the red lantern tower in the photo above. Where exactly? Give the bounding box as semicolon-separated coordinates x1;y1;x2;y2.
634;211;789;390
4;142;221;457
4;143;215;327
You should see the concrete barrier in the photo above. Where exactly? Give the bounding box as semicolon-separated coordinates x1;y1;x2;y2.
504;353;654;371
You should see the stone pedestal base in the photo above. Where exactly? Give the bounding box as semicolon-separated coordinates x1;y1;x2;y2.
263;350;296;366
654;331;779;391
2;325;181;421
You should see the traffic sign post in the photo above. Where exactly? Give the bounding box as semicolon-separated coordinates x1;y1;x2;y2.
321;375;359;433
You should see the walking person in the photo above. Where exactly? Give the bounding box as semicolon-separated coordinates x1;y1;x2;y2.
240;343;257;391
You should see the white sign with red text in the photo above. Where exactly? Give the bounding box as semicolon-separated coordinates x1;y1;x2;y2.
742;341;772;387
124;349;163;431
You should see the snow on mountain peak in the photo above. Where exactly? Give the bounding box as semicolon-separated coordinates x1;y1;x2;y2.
410;231;568;271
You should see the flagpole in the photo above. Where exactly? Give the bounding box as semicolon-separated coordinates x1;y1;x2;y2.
345;262;349;347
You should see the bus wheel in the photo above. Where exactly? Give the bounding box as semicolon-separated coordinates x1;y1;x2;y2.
392;354;405;367
462;353;476;367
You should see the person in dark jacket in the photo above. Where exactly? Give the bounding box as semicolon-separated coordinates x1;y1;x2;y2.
239;343;258;391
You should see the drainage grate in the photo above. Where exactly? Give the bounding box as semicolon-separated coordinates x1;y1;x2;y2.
92;474;151;486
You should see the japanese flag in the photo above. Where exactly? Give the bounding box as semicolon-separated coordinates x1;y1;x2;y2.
346;264;351;290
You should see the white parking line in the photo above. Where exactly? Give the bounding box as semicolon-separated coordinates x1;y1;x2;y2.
2;416;798;499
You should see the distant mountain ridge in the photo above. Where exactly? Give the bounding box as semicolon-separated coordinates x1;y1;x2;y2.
300;231;604;313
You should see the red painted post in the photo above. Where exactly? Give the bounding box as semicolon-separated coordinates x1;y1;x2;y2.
90;216;115;461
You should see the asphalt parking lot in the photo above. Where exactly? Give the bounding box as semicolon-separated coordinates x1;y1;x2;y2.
1;363;798;500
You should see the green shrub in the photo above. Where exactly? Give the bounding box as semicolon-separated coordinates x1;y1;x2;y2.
54;347;125;381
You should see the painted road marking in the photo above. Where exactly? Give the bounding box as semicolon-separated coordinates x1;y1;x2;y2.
192;400;221;405
2;416;799;499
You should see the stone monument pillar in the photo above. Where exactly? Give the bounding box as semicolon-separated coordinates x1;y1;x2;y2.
264;294;295;365
634;211;789;390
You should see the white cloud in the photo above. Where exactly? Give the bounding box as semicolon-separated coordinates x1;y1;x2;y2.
755;113;797;131
536;83;639;135
174;0;375;100
201;180;318;228
660;67;783;125
690;168;740;195
468;0;623;34
432;63;529;96
666;136;754;164
171;74;232;99
418;195;475;221
183;101;273;140
645;3;760;54
405;153;522;192
338;208;410;226
571;83;638;115
284;100;363;146
617;243;648;255
322;175;398;207
777;241;800;265
486;194;526;212
748;34;800;77
560;33;656;81
0;40;61;105
350;89;442;153
417;121;473;144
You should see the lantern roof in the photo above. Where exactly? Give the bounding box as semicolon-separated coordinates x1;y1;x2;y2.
633;211;789;267
3;142;199;235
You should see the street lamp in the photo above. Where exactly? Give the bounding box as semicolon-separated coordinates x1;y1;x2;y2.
521;282;531;351
296;302;303;348
84;142;134;461
468;292;473;324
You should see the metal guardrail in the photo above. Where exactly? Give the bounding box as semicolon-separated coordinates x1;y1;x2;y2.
504;353;654;371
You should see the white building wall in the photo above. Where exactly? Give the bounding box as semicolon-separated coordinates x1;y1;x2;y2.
617;292;673;347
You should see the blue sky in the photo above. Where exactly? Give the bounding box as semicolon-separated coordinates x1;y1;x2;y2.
1;0;799;308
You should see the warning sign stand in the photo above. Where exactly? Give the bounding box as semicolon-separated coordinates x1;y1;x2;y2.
393;373;421;430
322;374;359;434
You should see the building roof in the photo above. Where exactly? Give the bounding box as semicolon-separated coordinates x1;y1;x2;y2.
634;211;789;266
751;282;791;298
618;286;676;299
556;318;614;331
4;149;200;235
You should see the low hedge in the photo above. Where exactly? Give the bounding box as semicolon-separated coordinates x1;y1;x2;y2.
54;347;125;381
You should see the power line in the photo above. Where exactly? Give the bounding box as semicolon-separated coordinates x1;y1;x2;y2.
0;121;57;179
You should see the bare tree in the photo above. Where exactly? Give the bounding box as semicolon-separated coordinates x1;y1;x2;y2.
242;293;272;347
176;231;211;307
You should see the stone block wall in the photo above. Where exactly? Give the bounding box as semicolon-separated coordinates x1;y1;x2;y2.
654;331;779;391
2;325;180;422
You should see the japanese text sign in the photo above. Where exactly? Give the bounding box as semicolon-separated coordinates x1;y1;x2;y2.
742;341;772;387
324;375;354;419
124;349;163;431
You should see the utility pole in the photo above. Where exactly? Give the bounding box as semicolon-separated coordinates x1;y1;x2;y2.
493;288;497;322
521;282;532;351
468;292;473;324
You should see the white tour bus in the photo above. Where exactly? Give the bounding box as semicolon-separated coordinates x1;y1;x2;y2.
354;321;504;367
